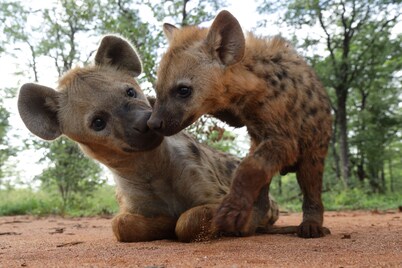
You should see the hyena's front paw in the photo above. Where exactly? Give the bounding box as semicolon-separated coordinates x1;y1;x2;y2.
214;193;254;234
175;205;217;242
297;220;331;238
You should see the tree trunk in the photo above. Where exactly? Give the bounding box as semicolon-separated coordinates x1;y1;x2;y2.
336;87;350;186
389;158;394;192
380;165;385;194
330;111;342;182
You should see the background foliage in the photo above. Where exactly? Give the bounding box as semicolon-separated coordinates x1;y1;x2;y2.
0;0;401;216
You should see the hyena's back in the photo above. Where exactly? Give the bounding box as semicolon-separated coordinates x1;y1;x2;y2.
238;34;332;155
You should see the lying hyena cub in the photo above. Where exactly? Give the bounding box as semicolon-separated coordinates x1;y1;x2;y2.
148;11;332;238
17;35;288;242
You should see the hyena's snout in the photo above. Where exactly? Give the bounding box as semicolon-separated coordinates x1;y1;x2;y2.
147;111;181;137
132;110;153;133
147;114;164;131
147;101;184;136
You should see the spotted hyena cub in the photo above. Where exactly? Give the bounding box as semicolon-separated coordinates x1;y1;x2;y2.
148;11;332;238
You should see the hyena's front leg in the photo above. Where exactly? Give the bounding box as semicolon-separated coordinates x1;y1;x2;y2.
214;137;298;233
296;150;329;238
177;187;277;242
112;212;176;242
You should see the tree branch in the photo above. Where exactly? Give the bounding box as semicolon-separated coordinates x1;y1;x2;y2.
181;0;190;26
317;6;338;77
349;14;400;83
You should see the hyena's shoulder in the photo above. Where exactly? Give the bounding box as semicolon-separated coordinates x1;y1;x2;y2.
172;132;240;186
244;34;331;109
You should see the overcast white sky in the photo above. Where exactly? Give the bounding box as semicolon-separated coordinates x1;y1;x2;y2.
1;0;274;186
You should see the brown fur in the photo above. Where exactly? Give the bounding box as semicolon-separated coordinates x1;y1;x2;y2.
149;11;332;238
18;35;287;242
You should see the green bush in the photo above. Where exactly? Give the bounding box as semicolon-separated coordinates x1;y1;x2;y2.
0;185;118;216
0;189;59;215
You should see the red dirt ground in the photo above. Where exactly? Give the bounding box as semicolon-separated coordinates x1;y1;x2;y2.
0;210;401;267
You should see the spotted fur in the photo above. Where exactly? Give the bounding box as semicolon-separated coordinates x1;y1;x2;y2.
149;11;332;238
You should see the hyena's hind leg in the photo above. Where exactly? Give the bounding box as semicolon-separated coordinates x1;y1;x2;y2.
296;149;329;238
112;212;176;242
255;186;330;236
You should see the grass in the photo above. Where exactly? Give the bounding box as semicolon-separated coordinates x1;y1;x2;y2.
273;188;401;212
0;184;400;217
0;185;118;217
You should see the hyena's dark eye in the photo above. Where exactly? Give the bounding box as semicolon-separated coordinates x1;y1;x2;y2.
177;86;192;98
126;87;137;98
91;118;106;131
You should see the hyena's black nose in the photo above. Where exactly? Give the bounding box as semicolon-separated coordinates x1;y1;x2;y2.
147;116;163;130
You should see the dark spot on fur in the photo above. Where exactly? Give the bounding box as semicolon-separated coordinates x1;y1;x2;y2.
309;107;318;116
277;73;283;81
226;160;237;176
271;54;282;63
280;83;286;91
312;127;318;135
189;142;200;158
245;64;254;72
261;58;270;65
301;101;307;111
270;79;278;87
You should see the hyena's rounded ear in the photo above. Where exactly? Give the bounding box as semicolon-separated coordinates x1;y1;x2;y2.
163;23;178;43
206;10;245;66
18;83;62;140
95;35;142;77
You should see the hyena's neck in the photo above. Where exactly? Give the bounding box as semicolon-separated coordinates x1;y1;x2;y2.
107;141;173;180
218;63;267;111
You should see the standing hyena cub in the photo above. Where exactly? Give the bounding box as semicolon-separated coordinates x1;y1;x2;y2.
148;11;332;238
17;35;285;242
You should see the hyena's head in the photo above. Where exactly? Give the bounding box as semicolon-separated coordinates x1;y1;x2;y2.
18;35;163;162
148;10;245;136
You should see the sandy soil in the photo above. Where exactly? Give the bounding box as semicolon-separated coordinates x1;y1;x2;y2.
0;210;401;268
